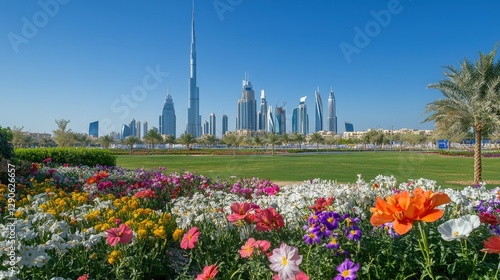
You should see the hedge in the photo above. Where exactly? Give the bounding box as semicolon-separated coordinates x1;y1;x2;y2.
15;147;116;166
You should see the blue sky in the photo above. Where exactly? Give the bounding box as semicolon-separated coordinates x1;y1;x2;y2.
1;0;499;138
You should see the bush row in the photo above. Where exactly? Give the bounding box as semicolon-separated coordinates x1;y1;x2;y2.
15;147;116;166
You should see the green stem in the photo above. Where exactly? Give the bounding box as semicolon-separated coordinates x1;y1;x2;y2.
306;245;312;277
496;256;500;279
417;222;435;280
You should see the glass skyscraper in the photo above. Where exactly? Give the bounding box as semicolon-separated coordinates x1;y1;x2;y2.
267;106;275;133
159;93;176;137
275;106;286;135
298;96;308;135
327;88;338;134
186;3;201;137
345;122;354;132
222;114;228;136
315;88;323;132
209;113;216;136
89;121;98;138
258;89;267;131
236;78;257;131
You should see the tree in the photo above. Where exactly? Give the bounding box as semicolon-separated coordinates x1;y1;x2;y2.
12;126;30;147
0;126;14;160
292;132;305;149
265;132;281;156
222;132;242;157
252;135;264;148
99;135;115;149
425;45;500;184
52;119;76;147
122;136;140;155
143;128;163;149
178;133;197;154
281;133;291;150
309;132;325;154
164;134;176;150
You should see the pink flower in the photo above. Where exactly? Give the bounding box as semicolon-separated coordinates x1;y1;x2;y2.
134;189;157;199
240;238;256;258
269;243;303;280
195;264;218;280
272;271;309;280
77;275;89;280
180;226;200;250
254;207;285;232
227;202;252;223
255;240;271;253
106;223;133;246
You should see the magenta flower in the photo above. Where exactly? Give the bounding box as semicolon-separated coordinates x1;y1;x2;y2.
334;258;360;280
106;223;133;246
269;243;303;280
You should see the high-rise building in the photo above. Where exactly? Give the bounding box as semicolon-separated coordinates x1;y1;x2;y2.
159;93;176;137
315;88;323;132
130;119;137;137
345;122;354;132
121;124;131;139
89;121;98;138
136;120;141;139
236;78;257;131
292;108;298;133
275;106;286;135
298;96;309;135
186;3;201;137
203;120;209;135
327;88;337;134
258;89;267;131
209;113;216;136
222;114;228;135
267;105;275;133
143;121;148;138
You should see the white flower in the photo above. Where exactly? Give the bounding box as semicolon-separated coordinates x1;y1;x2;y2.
438;214;480;241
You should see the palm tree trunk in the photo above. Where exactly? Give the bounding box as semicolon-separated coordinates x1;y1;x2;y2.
272;144;275;156
474;125;483;185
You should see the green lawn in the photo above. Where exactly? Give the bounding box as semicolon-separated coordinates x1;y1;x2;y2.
116;151;500;189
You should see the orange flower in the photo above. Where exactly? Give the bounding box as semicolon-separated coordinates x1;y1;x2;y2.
481;236;500;254
370;187;450;235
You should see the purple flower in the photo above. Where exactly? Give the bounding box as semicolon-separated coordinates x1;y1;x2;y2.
346;226;362;241
325;234;340;250
303;231;321;245
320;212;340;230
334;258;360;280
312;224;331;239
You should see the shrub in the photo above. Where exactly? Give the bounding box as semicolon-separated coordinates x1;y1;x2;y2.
15;147;116;166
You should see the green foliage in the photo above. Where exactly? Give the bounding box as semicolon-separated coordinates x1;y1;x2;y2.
0;126;14;160
15;147;116;166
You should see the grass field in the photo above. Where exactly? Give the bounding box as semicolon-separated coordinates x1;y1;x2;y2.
116;151;500;189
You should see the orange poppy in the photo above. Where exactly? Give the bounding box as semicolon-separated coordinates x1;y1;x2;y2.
370;187;450;235
481;236;500;254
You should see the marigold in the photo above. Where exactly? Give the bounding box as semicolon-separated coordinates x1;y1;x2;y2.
173;228;184;241
108;250;122;264
370;187;450;235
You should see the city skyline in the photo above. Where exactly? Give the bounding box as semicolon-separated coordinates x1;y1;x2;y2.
2;1;500;137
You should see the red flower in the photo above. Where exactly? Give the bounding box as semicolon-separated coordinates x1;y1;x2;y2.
106;223;133;246
227;202;252;223
254;207;285;232
308;197;334;212
479;212;499;226
181;226;200;250
481;236;500;254
195;264;218;280
272;271;309;280
77;274;89;280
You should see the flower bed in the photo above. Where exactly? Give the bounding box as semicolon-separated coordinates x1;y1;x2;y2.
1;161;500;279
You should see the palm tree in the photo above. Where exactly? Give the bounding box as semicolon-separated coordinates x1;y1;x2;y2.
265;132;281;156
99;135;115;149
122;136;140;155
53;119;76;147
143;128;163;149
292;132;305;149
309;132;325;154
178;133;197;155
164;134;176;151
281;133;290;150
204;135;218;148
252;135;264;149
222;132;242;157
425;45;500;184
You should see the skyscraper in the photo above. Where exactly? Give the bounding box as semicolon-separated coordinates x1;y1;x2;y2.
159;92;176;137
186;3;201;137
315;88;323;132
222;114;228;135
345;122;354;132
209;113;216;136
136;120;141;139
327;88;338;134
121;124;131;139
275;106;286;135
203;121;209;135
298;96;309;135
267;105;275;133
89;121;98;138
292;108;298;133
130;119;137;137
143;121;148;138
258;89;267;131
236;77;257;131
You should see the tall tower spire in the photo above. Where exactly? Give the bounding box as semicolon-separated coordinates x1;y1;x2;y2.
186;0;201;137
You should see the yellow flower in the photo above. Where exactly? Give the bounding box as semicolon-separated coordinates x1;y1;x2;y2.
137;228;148;239
172;228;184;242
153;226;166;239
14;211;23;218
108;250;122;265
89;253;97;260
